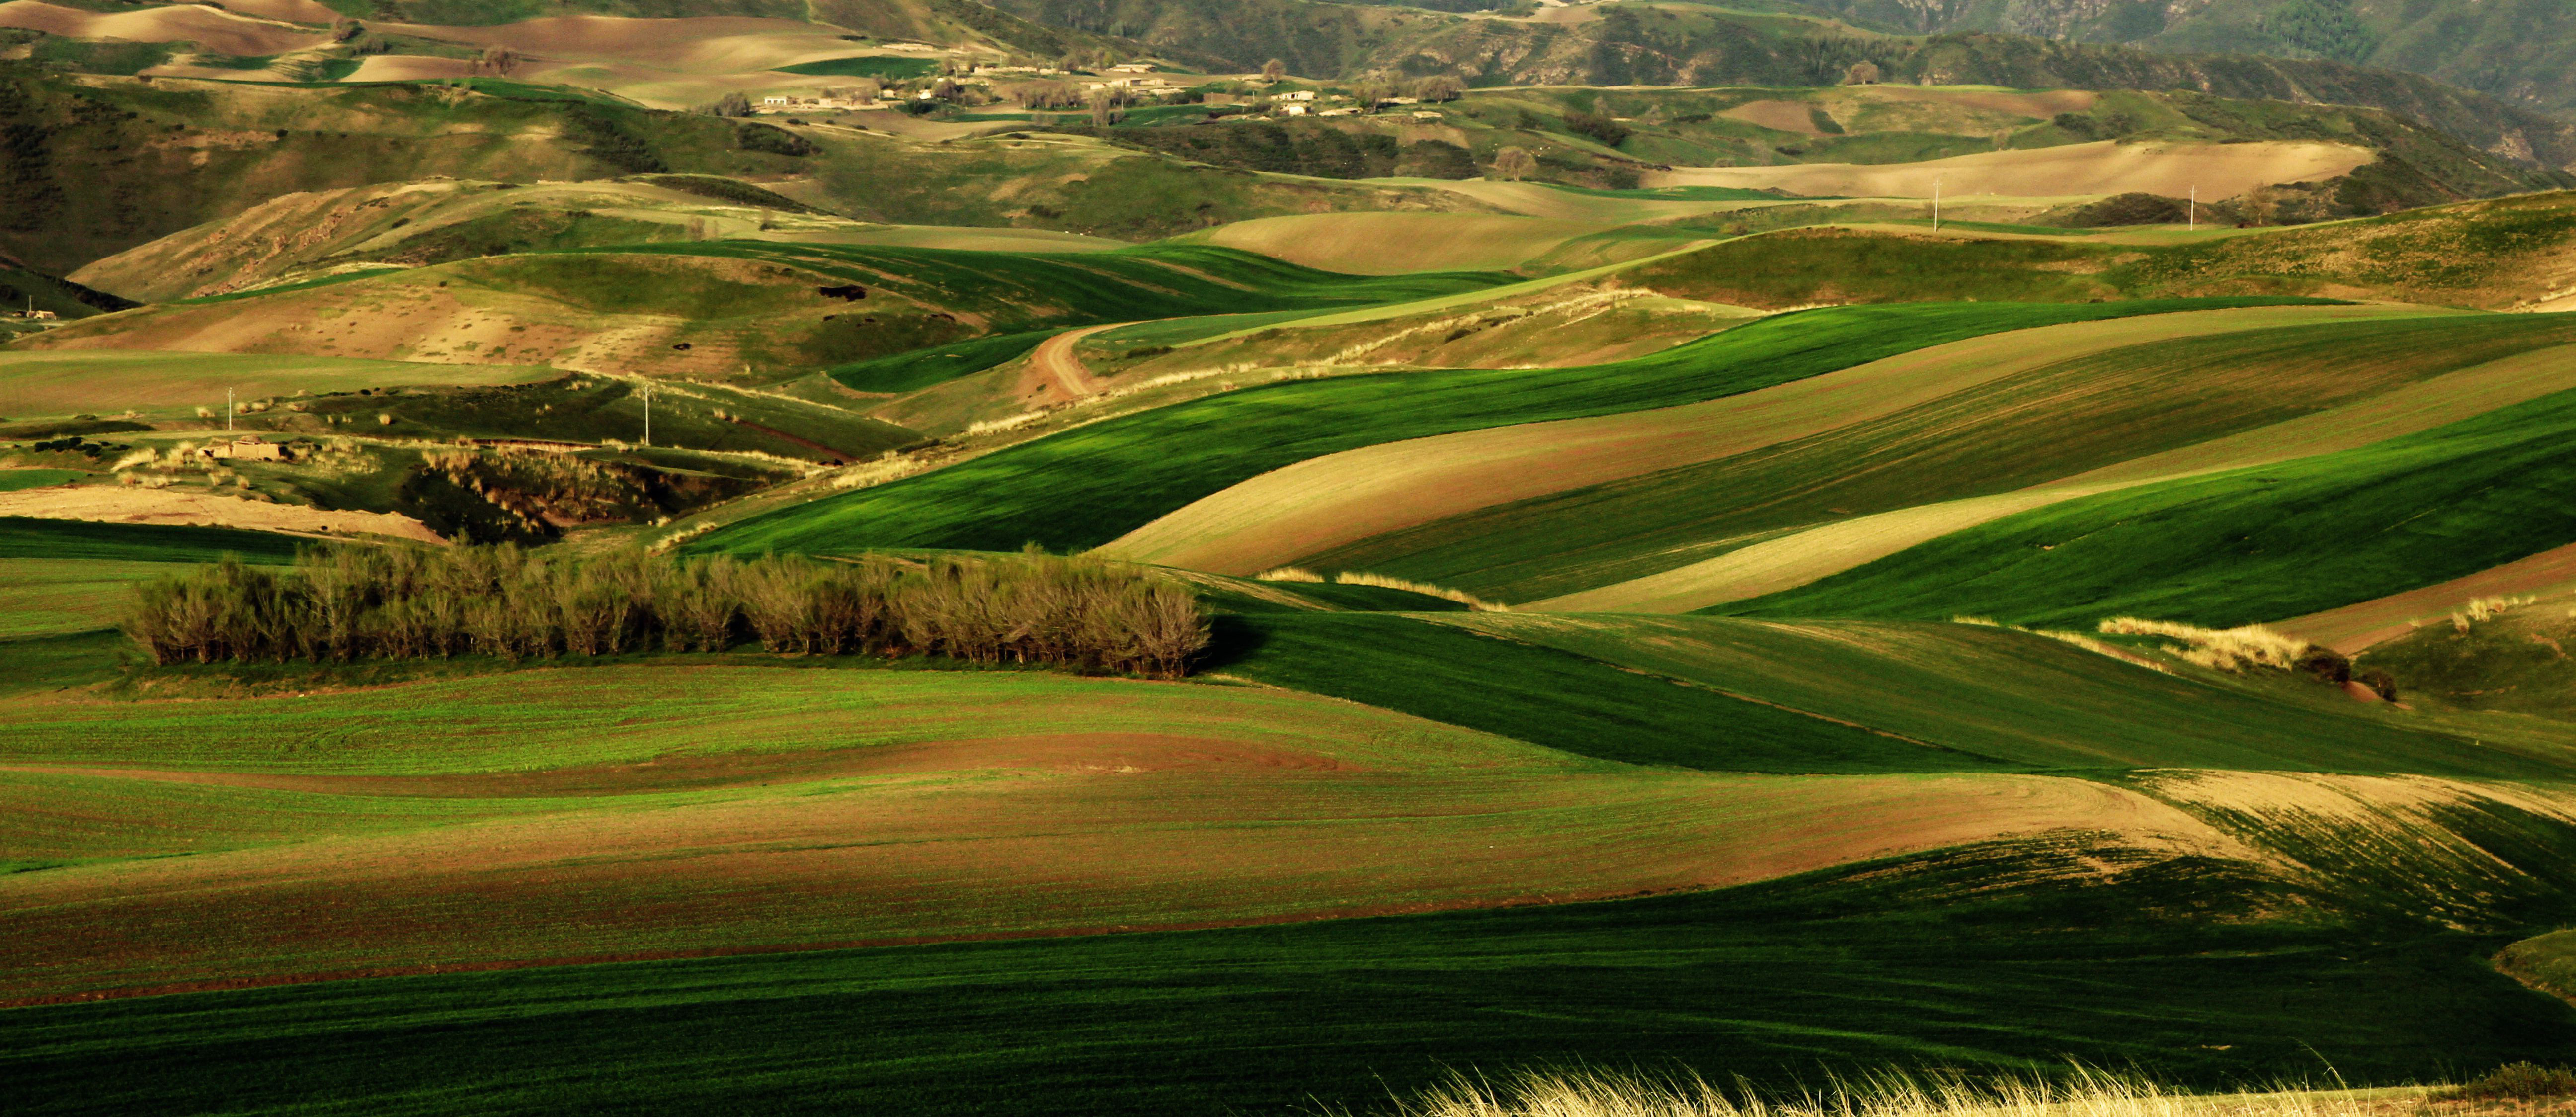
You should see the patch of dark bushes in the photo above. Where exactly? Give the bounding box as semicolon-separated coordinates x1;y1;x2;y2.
2053;192;2187;227
735;121;816;157
566;107;667;174
124;546;1211;678
2433;1063;2576;1104
1562;109;1630;148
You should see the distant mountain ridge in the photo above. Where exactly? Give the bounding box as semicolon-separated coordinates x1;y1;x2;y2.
1777;0;2576;117
978;0;2576;170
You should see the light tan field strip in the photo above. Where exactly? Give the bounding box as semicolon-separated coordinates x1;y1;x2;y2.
1647;140;2374;201
1101;304;2427;575
1536;340;2576;613
0;487;445;544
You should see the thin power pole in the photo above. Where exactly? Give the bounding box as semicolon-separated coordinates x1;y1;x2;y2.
225;387;233;433
2189;184;2197;231
1932;174;1943;231
642;383;651;448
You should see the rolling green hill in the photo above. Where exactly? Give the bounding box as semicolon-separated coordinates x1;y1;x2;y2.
1721;382;2576;628
691;299;2314;556
1301;312;2576;601
4;839;2569;1115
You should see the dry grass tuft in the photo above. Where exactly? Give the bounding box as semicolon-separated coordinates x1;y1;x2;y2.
1388;1066;2416;1117
2098;617;2309;672
1257;566;1327;583
2450;594;2536;632
2032;629;2174;674
1335;570;1510;611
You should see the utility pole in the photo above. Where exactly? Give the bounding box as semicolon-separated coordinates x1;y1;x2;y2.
641;382;651;448
2189;184;2197;232
1932;174;1943;232
225;387;233;433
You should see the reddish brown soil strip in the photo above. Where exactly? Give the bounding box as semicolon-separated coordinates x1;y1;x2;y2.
2279;540;2576;653
1023;324;1115;402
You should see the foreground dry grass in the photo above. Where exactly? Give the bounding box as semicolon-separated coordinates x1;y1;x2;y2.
1384;1066;2552;1117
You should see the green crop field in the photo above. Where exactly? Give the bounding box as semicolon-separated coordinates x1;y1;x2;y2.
0;518;306;565
4;841;2569;1116
0;469;82;492
1302;312;2575;601
1427;614;2569;777
1722;384;2576;628
1210;611;2006;773
697;299;2325;556
774;56;941;79
826;329;1062;394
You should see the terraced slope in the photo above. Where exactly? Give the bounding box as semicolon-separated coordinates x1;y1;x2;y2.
696;299;2315;557
1721;383;2576;628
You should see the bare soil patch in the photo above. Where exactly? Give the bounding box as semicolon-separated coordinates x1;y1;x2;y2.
1649;141;2372;200
0;486;444;544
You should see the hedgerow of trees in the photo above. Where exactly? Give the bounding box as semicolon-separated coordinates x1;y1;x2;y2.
125;546;1210;678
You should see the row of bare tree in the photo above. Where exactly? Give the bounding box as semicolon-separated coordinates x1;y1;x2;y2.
124;546;1210;678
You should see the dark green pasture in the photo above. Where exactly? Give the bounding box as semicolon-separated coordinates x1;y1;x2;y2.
5;843;2570;1116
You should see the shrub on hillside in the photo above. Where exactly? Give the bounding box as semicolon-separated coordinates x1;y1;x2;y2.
2433;1062;2576;1103
123;546;1210;678
1562;110;1630;148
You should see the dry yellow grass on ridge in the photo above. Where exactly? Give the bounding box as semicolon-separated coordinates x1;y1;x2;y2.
1384;1066;2452;1117
1099;304;2420;576
1533;335;2576;615
1649;140;2373;201
0;486;446;543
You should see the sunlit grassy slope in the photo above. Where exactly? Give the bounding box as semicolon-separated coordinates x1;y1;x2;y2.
1721;384;2576;628
5;840;2568;1116
1209;612;2002;774
1300;312;2572;601
696;300;2320;557
1218;611;2568;778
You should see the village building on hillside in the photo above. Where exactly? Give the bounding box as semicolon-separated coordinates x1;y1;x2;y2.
196;436;290;462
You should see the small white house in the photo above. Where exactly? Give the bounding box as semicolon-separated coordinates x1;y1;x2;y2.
1280;90;1315;102
762;95;790;106
1278;104;1308;116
